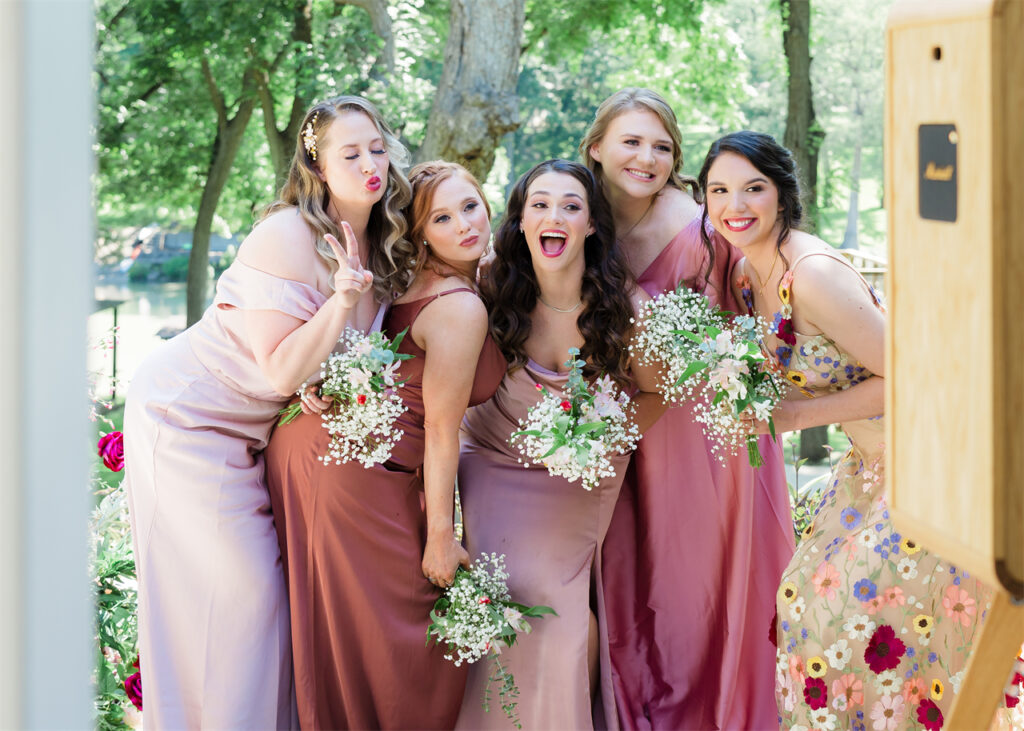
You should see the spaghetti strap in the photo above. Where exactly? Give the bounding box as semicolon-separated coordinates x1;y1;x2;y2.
788;250;882;307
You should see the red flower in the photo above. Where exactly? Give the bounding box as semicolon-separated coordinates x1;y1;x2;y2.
864;624;906;673
124;670;143;711
356;394;367;405
560;400;571;412
916;698;943;730
803;676;828;710
478;596;491;605
97;431;125;472
1007;693;1020;709
776;318;797;346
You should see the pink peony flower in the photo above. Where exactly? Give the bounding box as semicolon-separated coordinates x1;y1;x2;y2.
97;431;125;472
833;673;864;709
942;585;977;627
812;561;841;600
124;670;142;711
559;400;571;412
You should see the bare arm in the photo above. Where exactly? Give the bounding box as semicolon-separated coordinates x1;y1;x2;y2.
627;288;669;435
240;218;374;396
751;254;885;434
416;289;489;586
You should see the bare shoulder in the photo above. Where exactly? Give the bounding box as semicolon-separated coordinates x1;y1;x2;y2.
790;237;874;309
237;207;320;282
649;187;700;240
628;283;652;312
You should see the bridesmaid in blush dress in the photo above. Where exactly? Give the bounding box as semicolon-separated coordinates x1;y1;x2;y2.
121;95;409;728
580;88;794;730
456;160;667;730
263;161;506;729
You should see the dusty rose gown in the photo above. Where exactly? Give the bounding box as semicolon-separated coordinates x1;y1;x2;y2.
456;361;632;730
264;287;506;730
122;261;311;729
601;216;795;730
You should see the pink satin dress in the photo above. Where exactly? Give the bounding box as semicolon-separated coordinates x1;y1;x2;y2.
264;287;507;729
601;216;795;730
456;361;631;730
122;261;315;729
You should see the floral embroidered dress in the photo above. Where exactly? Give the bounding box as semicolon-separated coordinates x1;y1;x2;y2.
739;251;992;731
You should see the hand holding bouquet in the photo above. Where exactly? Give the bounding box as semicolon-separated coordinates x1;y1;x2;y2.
427;553;556;728
510;348;640;490
278;327;413;468
632;286;782;467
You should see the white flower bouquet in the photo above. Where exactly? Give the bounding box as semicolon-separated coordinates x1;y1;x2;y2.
631;286;782;467
510;348;640;490
278;327;413;468
427;553;556;728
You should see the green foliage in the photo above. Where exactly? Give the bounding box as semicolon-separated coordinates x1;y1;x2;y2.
160;254;191;282
126;261;151;283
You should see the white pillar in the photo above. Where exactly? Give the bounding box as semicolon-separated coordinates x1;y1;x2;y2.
0;0;93;727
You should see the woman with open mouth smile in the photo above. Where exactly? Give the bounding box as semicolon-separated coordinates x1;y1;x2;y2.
455;159;667;730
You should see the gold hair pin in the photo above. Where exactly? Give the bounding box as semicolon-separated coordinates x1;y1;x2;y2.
303;112;319;161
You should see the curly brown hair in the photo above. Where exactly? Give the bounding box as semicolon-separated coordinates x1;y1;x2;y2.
483;159;636;385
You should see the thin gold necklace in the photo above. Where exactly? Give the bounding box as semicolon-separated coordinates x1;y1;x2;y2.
752;247;781;299
538;296;583;313
618;197;656;242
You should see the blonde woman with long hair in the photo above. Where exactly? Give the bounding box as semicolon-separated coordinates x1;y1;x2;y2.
580;89;794;729
122;95;409;728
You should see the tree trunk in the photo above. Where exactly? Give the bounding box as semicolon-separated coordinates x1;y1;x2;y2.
799;424;830;463
781;0;824;231
187;65;258;326
416;0;526;182
841;126;863;249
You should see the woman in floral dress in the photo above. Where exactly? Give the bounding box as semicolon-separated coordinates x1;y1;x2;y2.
699;130;991;730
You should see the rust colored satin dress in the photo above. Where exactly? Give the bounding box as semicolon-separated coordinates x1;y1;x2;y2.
264;288;506;729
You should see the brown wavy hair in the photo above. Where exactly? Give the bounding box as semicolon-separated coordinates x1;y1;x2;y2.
407;161;491;284
261;95;414;300
483;159;635;384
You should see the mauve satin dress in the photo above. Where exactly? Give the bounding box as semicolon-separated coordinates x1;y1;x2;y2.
601;216;795;730
264;288;507;730
456;361;632;730
123;261;314;729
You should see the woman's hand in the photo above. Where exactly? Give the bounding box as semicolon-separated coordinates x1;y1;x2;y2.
421;531;470;589
740;399;801;435
325;221;374;309
298;384;334;415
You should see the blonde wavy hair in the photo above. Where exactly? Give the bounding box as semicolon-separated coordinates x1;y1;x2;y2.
262;95;414;300
579;87;701;202
406;161;491;284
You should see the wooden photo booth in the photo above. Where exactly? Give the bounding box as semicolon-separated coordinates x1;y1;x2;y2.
886;0;1023;725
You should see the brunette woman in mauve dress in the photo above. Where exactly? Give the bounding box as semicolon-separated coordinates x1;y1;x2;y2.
121;95;406;729
579;88;794;730
455;159;667;730
264;160;506;729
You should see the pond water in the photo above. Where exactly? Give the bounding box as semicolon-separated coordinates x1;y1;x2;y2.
88;278;214;400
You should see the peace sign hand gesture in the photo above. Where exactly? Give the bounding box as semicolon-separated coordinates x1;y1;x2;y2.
324;221;374;309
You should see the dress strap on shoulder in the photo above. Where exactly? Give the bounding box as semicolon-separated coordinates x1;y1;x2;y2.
435;286;478;299
787;250;883;307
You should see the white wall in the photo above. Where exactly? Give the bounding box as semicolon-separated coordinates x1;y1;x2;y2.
1;0;93;727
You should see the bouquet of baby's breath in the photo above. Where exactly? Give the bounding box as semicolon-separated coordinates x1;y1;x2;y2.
509;348;640;490
279;327;413;468
632;286;782;467
427;553;556;728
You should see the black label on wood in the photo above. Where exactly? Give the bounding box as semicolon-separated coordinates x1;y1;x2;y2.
918;124;958;222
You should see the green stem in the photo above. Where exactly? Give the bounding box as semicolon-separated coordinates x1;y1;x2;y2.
747;434;764;468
